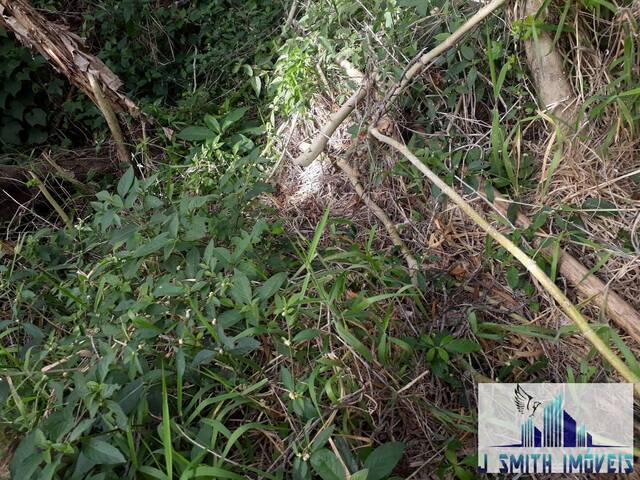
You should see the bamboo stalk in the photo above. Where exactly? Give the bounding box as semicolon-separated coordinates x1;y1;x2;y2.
521;0;576;128
370;126;640;390
296;0;506;168
487;190;640;344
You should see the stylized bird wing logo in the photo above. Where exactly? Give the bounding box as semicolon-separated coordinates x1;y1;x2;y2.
514;384;542;417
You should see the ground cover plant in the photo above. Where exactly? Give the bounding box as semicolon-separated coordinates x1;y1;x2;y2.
1;0;640;478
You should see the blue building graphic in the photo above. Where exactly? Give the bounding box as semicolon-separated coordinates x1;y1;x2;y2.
497;393;620;448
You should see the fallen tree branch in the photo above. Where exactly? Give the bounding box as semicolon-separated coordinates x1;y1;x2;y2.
329;17;640;348
293;78;372;167
295;0;506;168
336;157;419;285
378;0;507;119
512;0;639;338
521;0;576;128
488;189;640;344
370;126;640;389
0;0;141;119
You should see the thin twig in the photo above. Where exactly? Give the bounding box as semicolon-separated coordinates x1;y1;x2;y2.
28;171;72;228
336;157;419;285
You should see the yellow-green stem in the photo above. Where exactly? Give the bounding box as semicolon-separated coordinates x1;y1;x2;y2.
370;127;640;392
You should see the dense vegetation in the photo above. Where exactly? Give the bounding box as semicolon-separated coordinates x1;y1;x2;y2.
1;0;640;479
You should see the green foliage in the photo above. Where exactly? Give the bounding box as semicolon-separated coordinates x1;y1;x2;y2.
415;331;481;384
0;28;70;148
7;0;637;477
0;110;423;478
79;0;282;105
270;39;318;115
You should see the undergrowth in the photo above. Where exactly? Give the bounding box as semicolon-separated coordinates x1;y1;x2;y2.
2;0;640;479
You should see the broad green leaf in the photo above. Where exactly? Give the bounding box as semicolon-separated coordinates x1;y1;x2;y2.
351;470;369;480
153;283;184;297
581;197;617;216
506;266;519;289
176;126;216;141
398;0;427;16
204;114;221;133
363;442;405;480
444;339;481;354
222;107;247;130
293;328;321;343
25;108;46;126
84;439;126;465
250;76;262;97
137;466;168;480
310;449;345;480
230;269;252;304
256;272;287;301
334;323;373;362
117;166;135;198
130;232;171;258
193;466;245;479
